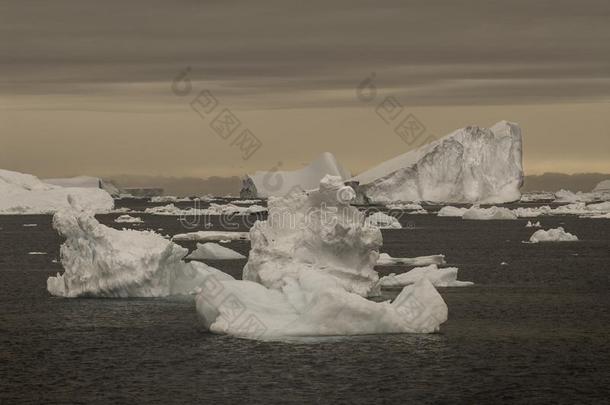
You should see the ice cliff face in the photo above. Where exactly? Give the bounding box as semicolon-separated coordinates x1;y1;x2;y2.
241;152;351;198
0;169;114;214
353;121;523;204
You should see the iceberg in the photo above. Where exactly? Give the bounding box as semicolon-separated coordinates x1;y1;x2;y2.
528;227;579;243
240;152;351;198
526;221;541;228
352;121;523;204
0;169;114;214
47;207;229;297
365;212;402;229
437;206;468;217
196;175;448;339
186;242;246;260
379;265;473;288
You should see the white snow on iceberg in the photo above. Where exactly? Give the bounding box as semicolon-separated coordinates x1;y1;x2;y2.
0;169;114;214
528;227;579;243
186;242;246;260
196;175;448;339
240;152;351;198
352;121;523;204
47;208;229;297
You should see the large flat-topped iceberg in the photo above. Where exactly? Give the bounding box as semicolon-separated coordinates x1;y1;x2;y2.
353;121;523;204
241;152;351;198
0;169;114;214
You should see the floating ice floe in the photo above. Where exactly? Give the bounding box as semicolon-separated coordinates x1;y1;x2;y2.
28;252;47;255
462;206;517;220
437;206;469;217
145;203;266;216
365;212;402;229
196;176;448;339
554;189;597;203
186;242;246;260
520;191;555;202
437;205;516;219
376;253;446;267
386;203;424;210
172;231;250;242
47;208;231;297
528;227;579;243
23;223;38;227
437;201;610;219
114;214;143;224
0;169;114;214
150;196;192;203
526;221;541;228
352;121;523;204
230;199;262;205
379;265;473;288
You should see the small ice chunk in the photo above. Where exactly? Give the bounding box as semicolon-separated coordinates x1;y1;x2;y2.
114;214;143;224
365;212;402;229
529;227;579;243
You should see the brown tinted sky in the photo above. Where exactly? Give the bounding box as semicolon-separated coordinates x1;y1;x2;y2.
1;0;609;178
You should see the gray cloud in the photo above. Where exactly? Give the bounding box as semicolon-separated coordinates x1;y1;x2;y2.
2;0;610;106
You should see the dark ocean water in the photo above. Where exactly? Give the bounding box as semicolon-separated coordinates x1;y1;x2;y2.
1;200;609;404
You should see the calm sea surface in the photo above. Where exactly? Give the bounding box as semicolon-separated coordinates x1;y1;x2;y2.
1;200;609;404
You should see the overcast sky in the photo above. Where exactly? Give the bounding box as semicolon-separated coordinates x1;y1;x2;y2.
1;0;609;178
